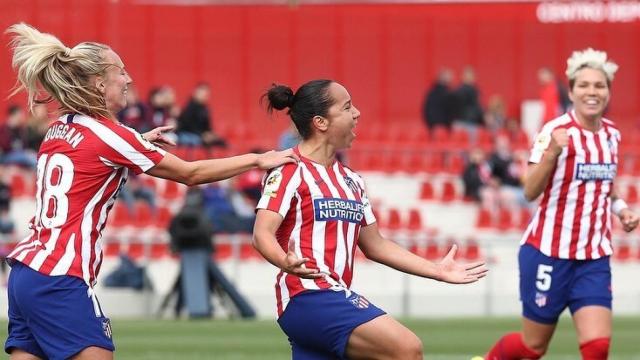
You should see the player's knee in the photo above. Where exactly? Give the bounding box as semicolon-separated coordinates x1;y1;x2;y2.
580;337;610;360
392;333;423;359
522;336;548;356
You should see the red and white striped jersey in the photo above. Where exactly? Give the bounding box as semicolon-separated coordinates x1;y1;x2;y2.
256;147;376;316
522;111;620;260
8;114;165;286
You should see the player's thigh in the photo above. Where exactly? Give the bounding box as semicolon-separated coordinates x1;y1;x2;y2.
9;349;42;360
521;316;557;354
345;314;422;360
71;346;113;360
572;305;611;343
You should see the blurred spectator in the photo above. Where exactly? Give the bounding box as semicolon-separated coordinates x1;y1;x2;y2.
176;82;227;148
0;178;11;284
422;68;454;130
462;148;494;204
235;168;264;204
147;85;178;132
0;105;35;168
0;179;14;235
451;66;484;133
538;67;559;122
483;95;508;134
117;85;148;131
488;135;528;209
23;103;49;152
202;183;254;234
118;175;157;215
278;123;301;150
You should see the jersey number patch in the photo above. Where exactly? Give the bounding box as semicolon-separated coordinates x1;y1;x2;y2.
36;153;75;229
536;264;553;291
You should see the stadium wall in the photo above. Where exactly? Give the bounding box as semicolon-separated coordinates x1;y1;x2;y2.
1;0;640;132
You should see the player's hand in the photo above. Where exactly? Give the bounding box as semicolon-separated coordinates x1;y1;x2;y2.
256;149;299;170
435;244;488;284
143;126;176;149
619;208;639;232
548;129;569;157
282;241;323;279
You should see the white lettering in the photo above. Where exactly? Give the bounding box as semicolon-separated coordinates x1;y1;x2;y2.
538;1;640;23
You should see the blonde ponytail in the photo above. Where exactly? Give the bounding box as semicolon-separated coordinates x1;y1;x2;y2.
6;23;113;119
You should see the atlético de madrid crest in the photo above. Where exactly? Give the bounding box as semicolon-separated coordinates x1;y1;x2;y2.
349;294;370;309
343;176;359;194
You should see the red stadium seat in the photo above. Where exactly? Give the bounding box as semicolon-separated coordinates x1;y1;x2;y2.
440;180;457;202
425;240;440;260
424;152;445;174
615;242;631;262
103;241;121;257
9;172;29;198
419;181;435;200
497;208;513;231
476;128;493;151
386;208;402;231
476;208;493;229
133;201;153;228
627;184;638;204
149;242;170;259
239;243;262;260
448;153;465;175
214;243;233;261
407;208;423;232
127;242;145;260
109;202;131;228
155;206;173;229
160;179;184;201
463;240;480;260
450;128;470;151
518;207;533;230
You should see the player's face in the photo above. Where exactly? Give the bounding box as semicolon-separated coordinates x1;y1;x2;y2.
325;83;360;149
101;49;133;115
569;67;610;121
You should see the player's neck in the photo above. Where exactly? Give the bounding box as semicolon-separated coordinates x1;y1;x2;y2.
298;140;337;167
574;112;602;132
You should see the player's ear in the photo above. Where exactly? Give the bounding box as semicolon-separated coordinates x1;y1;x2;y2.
312;115;329;132
94;75;106;94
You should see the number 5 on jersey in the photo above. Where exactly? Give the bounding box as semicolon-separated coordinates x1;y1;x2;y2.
36;153;74;229
536;264;553;291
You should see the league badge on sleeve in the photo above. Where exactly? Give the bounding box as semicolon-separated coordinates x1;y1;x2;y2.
263;171;282;198
533;133;551;152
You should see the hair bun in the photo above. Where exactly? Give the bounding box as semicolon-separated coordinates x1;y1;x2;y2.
267;84;294;111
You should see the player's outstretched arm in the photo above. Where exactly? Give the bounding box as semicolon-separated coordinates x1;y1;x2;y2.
147;149;299;186
357;223;487;284
253;209;323;279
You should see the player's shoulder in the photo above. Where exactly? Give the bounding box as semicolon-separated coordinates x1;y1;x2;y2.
540;113;573;133
602;117;620;133
263;162;301;184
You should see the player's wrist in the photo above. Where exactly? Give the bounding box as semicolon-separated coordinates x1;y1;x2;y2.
612;198;629;217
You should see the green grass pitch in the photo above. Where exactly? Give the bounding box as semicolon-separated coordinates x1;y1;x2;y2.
1;317;639;359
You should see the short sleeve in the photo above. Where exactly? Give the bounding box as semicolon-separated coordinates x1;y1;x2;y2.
353;174;376;226
76;116;166;174
256;164;301;218
529;127;553;164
